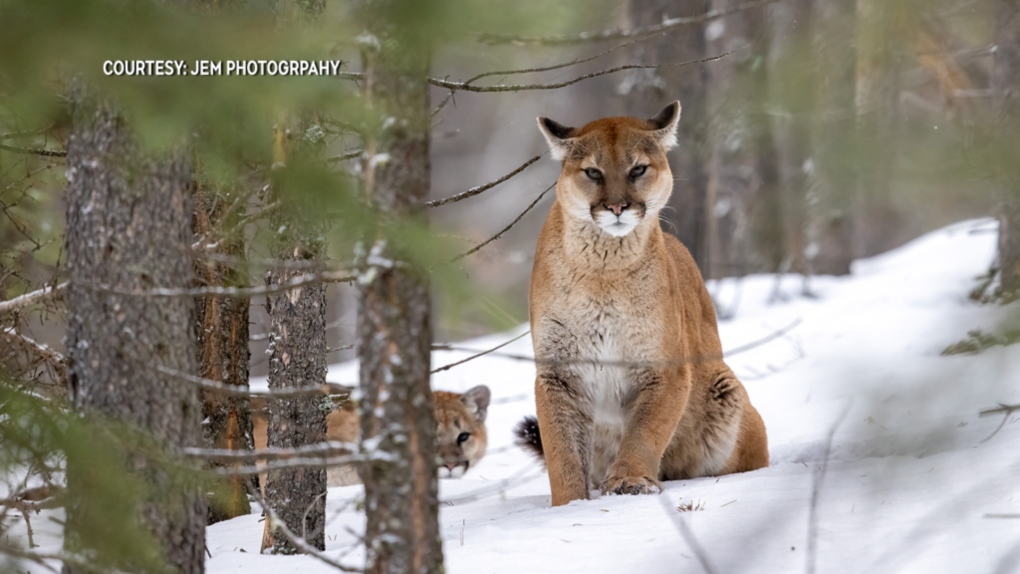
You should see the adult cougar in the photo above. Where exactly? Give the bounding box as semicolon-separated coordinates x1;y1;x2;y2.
516;101;768;506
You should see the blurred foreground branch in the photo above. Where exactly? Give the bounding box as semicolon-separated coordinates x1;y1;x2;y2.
477;0;777;45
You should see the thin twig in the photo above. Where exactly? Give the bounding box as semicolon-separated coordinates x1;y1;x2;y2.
184;441;360;463
477;0;777;46
85;270;354;299
246;483;362;572
156;365;352;399
0;143;67;157
450;182;554;263
426;155;541;208
427;49;744;93
327;149;363;163
0;282;67;314
430;319;801;369
431;330;531;374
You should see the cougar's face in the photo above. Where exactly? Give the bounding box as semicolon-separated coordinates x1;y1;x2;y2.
537;101;681;238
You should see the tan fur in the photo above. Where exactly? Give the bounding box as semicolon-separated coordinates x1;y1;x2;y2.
530;102;768;506
252;385;491;486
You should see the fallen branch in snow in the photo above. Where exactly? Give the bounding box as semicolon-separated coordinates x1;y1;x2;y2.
806;403;851;574
450;182;555;263
477;0;776;45
658;495;717;574
978;403;1020;443
426;155;541;208
0;282;66;315
246;483;362;572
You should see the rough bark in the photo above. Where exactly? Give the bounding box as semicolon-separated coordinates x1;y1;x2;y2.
356;13;443;574
193;189;253;523
809;0;856;275
627;0;711;274
995;0;1020;293
63;95;205;573
258;0;330;555
259;162;329;555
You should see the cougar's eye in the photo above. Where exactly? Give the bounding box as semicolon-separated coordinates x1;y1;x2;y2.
583;168;603;181
457;432;470;444
629;165;648;179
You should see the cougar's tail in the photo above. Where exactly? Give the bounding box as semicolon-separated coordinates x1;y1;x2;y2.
514;415;545;462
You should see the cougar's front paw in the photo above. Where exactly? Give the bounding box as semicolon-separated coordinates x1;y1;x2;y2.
600;474;662;496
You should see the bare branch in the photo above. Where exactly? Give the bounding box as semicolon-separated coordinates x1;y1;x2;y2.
85;270;354;299
0;282;66;315
246;483;362;572
327;149;363;163
427;155;542;207
431;330;531;374
155;365;353;399
477;0;777;46
432;319;802;368
0;143;67;157
427;49;744;93
184;441;360;463
450;182;554;263
0;327;65;373
431;37;654;117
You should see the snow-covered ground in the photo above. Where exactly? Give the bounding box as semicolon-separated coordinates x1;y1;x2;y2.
11;219;1020;573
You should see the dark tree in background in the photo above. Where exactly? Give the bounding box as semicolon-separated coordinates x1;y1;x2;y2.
809;0;856;276
853;0;906;258
356;5;443;573
63;94;206;572
995;0;1020;293
628;0;711;275
193;188;254;524
767;0;814;283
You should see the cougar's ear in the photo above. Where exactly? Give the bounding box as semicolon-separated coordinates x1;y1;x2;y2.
460;385;491;423
537;117;576;161
647;100;681;150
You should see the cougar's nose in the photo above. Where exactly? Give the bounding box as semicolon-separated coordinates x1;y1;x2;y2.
444;462;459;471
604;201;630;216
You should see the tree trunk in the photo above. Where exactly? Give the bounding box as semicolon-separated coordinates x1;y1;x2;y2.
627;0;711;274
356;15;443;574
258;0;329;554
63;94;206;573
809;0;856;275
259;156;329;555
995;0;1020;293
193;188;253;523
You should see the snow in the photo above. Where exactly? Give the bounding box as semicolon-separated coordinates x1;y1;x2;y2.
9;219;1020;573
